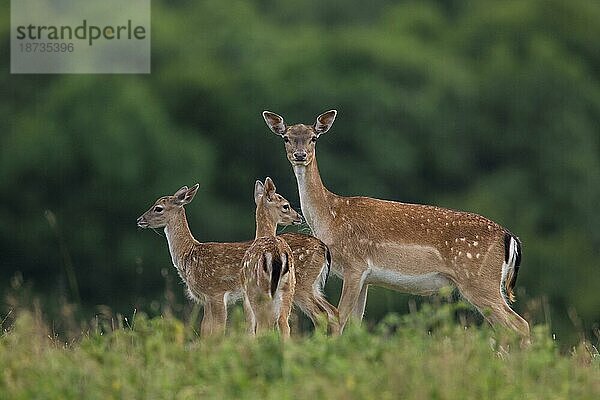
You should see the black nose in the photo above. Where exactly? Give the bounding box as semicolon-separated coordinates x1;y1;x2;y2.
137;216;147;227
293;151;307;161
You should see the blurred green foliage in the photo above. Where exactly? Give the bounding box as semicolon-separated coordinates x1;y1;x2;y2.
1;305;598;399
0;0;599;343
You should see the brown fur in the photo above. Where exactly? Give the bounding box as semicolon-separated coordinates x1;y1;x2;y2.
137;184;339;337
242;178;301;338
242;235;296;337
264;110;529;341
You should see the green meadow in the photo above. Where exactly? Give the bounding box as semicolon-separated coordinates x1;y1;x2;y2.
1;303;598;399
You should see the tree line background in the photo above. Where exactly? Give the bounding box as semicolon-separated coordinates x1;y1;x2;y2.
0;0;598;344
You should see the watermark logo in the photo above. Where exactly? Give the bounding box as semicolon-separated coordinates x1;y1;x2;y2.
11;0;151;74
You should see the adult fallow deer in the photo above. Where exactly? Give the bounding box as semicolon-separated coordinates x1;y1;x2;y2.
263;110;529;340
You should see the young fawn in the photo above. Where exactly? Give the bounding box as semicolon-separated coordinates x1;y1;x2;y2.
137;184;339;336
242;178;297;337
264;110;529;342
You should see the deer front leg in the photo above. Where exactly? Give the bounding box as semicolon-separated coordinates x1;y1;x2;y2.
352;284;369;320
200;299;213;337
337;270;366;333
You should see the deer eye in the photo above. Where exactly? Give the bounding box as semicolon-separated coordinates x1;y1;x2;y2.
311;136;317;143
282;204;290;212
154;206;164;213
283;136;290;143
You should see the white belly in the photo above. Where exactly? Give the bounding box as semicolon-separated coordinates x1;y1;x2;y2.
367;265;451;295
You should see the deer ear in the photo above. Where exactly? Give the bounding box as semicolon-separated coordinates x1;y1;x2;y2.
263;111;286;136
314;109;337;136
254;180;264;206
174;184;199;206
173;186;189;199
264;177;276;200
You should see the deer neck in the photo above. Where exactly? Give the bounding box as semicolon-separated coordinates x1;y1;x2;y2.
255;204;277;239
164;208;196;275
293;156;334;233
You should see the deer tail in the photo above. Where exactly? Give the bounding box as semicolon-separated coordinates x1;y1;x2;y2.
502;233;522;303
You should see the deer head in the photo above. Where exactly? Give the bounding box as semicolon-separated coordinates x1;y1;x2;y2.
137;184;199;229
254;177;302;226
262;110;337;167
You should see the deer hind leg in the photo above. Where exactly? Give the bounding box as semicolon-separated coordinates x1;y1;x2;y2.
316;296;341;335
255;308;273;334
474;293;530;348
243;292;257;335
455;279;530;340
294;292;340;335
208;296;228;336
499;302;530;345
276;272;296;339
251;293;274;335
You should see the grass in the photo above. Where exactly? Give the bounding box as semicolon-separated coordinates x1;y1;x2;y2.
0;303;598;400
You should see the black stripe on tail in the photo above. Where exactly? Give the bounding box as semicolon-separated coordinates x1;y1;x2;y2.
324;244;332;284
514;237;522;268
270;256;283;297
503;234;511;264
